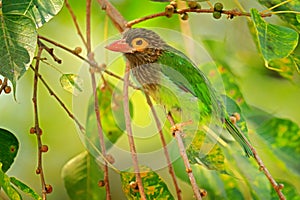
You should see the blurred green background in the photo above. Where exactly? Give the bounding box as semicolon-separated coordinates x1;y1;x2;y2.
0;0;299;199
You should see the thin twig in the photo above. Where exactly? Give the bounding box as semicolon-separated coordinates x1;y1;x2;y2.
32;42;47;200
65;0;88;49
29;65;85;133
85;0;111;198
38;35;139;90
96;0;127;32
145;94;182;200
126;8;272;27
239;132;286;199
167;113;202;200
123;62;146;200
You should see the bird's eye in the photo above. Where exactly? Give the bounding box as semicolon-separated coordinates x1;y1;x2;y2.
131;37;149;52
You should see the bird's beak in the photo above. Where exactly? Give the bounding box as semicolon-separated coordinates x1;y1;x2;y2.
105;39;133;53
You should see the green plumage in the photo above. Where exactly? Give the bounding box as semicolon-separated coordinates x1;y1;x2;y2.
108;28;253;157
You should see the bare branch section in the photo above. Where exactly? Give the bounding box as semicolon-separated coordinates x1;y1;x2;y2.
96;0;128;32
167;113;202;200
123;62;147;199
32;42;48;200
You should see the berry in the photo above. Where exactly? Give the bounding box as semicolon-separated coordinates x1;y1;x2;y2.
45;184;53;194
36;168;41;174
214;2;223;12
30;127;36;134
40;145;48;153
106;154;115;164
129;181;139;192
200;189;208;197
4;85;11;94
229;116;237;124
181;13;189;21
170;1;177;9
165;5;174;18
98;180;105;187
74;47;82;54
213;11;222;19
188;1;201;9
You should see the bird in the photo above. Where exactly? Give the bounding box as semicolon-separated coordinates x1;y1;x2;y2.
106;28;253;158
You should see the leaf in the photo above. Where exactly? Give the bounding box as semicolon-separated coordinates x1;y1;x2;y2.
0;0;63;97
10;177;42;200
270;180;300;200
85;82;133;156
0;128;19;173
61;151;106;200
2;0;64;28
0;13;37;97
250;9;299;71
256;117;300;171
186;129;226;172
0;163;22;200
257;0;300;32
60;74;83;96
28;0;64;28
267;55;299;80
120;166;174;200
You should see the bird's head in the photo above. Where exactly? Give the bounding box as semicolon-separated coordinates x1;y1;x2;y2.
106;28;166;66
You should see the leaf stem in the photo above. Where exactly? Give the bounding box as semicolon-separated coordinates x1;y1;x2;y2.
65;0;88;49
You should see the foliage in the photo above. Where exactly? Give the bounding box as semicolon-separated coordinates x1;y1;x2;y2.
0;0;299;199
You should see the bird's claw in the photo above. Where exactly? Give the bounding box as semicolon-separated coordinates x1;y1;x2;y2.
171;120;193;135
229;112;241;124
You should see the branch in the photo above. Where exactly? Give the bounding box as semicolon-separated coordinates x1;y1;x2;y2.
145;94;182;200
32;41;48;200
126;8;272;27
65;0;88;49
123;62;146;199
167;113;202;200
96;0;128;32
85;0;111;198
38;35;139;90
29;65;85;133
243;135;286;199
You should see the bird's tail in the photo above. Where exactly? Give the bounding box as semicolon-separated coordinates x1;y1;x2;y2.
224;117;254;157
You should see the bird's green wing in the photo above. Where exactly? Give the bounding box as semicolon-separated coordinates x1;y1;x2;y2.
157;45;222;117
157;46;253;157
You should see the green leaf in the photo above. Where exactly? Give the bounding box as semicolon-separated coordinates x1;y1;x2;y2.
0;13;37;97
10;177;42;200
256;117;300;171
61;151;106;200
0;0;63;97
85;82;132;155
186;129;226;172
2;0;64;28
270;180;300;200
257;0;300;32
0;163;22;200
0;128;19;173
60;74;83;95
250;9;299;71
267;56;299;80
120;166;174;200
